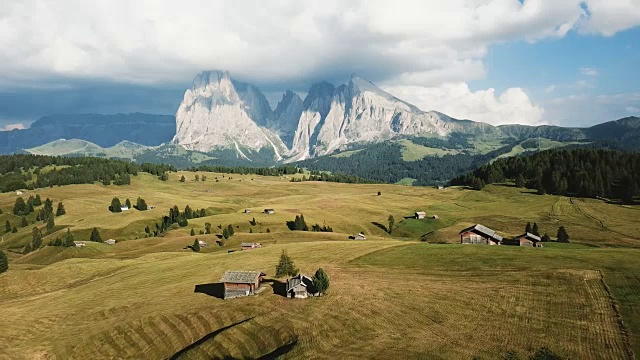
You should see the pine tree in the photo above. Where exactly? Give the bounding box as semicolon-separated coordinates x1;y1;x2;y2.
377;191;381;196
145;225;150;234
190;228;195;236
195;174;199;181
515;174;526;188
11;226;17;233
275;250;298;277
542;233;551;242
0;250;8;273
222;228;229;239
63;229;74;247
13;197;26;215
180;175;186;182
266;228;271;233
56;202;66;216
557;226;570;243
525;222;532;234
34;194;42;206
90;227;102;242
125;199;132;209
388;215;395;234
31;227;42;250
227;224;234;236
135;197;148;211
205;223;212;234
532;223;540;236
110;197;122;213
43;198;53;214
192;239;200;252
46;216;55;230
21;216;28;228
5;220;11;233
312;268;330;295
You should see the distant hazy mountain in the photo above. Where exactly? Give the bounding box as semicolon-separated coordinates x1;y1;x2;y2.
0;113;174;154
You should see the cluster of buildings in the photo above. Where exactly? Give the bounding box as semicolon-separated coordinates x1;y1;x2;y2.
459;224;543;247
219;271;317;300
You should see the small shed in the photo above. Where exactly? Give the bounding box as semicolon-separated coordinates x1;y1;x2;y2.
74;241;86;247
120;206;130;211
459;224;503;245
241;242;262;250
286;274;315;299
354;233;366;240
264;209;275;214
415;212;426;219
16;190;24;196
198;240;208;248
244;209;252;214
220;271;265;300
508;233;543;247
432;215;439;220
436;186;444;190
104;239;116;245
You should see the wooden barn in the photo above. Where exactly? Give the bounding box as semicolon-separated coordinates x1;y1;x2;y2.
414;212;426;219
241;242;262;250
506;233;543;247
220;271;265;300
459;224;503;245
286;274;315;299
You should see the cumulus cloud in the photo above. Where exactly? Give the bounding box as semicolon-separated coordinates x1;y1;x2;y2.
383;83;545;126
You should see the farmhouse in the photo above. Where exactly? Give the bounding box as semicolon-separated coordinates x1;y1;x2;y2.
505;233;544;247
198;240;208;248
241;242;262;250
220;271;265;300
414;212;426;219
459;224;503;245
74;241;86;247
264;209;275;214
104;239;116;245
286;274;315;299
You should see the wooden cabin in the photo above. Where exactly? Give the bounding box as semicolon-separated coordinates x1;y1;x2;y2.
241;242;262;250
198;240;208;248
459;224;503;245
220;271;265;300
414;212;426;219
244;209;252;214
104;239;116;245
74;241;86;248
286;274;314;299
507;233;543;247
264;209;275;214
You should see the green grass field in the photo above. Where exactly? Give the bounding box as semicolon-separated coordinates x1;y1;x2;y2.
0;172;639;359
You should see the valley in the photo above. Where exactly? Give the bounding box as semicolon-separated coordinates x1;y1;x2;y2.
1;170;639;359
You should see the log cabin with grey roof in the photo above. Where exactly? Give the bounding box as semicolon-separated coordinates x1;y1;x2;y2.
459;224;504;245
220;271;265;300
504;232;544;247
286;274;315;299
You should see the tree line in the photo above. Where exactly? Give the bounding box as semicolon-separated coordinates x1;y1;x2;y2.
451;148;640;203
286;214;333;232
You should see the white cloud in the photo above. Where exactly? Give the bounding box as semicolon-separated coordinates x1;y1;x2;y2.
0;123;26;131
383;83;545;126
580;67;599;77
543;92;640;126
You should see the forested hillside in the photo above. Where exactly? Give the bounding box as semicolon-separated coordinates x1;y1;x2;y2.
451;149;640;203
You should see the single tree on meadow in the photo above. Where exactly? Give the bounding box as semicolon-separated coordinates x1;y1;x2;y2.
557;226;570;243
180;175;186;182
56;202;66;216
192;239;200;252
110;197;122;213
63;229;75;247
125;198;132;209
275;250;298;278
388;215;395;234
312;268;330;295
90;227;102;242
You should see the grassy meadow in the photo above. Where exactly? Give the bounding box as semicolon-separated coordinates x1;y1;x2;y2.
0;171;639;359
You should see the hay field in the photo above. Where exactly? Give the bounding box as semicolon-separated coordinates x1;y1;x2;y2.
0;171;639;359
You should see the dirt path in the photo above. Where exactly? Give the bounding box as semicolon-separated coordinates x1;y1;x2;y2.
570;198;605;228
598;270;636;360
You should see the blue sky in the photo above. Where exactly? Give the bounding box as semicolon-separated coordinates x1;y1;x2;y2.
0;0;639;129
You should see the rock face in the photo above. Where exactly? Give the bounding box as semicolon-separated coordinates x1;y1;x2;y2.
173;71;286;160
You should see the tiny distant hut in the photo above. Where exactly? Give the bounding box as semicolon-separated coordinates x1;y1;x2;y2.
16;190;24;196
459;224;503;245
354;233;366;240
286;274;315;299
198;240;208;248
414;212;427;219
436;186;444;190
244;209;252;214
505;233;543;247
241;242;262;250
220;271;265;300
264;209;275;214
104;239;116;245
120;206;130;211
74;241;86;247
432;215;440;220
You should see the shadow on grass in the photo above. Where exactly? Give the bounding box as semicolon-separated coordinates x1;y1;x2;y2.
257;338;299;360
262;278;288;297
371;222;388;233
194;283;225;299
169;317;254;360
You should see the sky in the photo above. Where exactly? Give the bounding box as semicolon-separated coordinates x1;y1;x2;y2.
0;0;639;130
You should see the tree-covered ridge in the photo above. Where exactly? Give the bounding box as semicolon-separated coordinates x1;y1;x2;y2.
451;149;640;203
0;154;175;193
187;165;302;176
295;141;516;185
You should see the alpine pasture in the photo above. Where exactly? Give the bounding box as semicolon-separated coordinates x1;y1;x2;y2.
0;171;639;359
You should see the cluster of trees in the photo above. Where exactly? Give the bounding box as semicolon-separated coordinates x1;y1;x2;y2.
13;194;41;216
109;197;149;212
275;250;330;295
286;214;333;232
9;196;64;239
0;250;7;273
24;227;43;254
451;149;640;203
290;172;377;184
520;222;570;243
48;229;75;247
188;165;302;177
222;224;235;240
